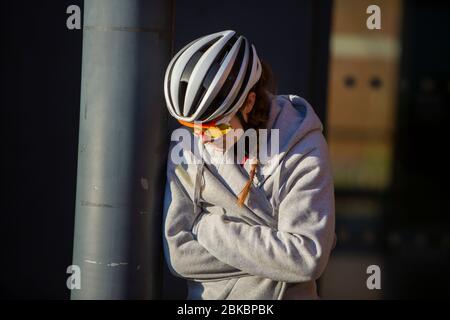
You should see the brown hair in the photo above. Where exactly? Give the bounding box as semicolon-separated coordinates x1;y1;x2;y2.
237;60;276;206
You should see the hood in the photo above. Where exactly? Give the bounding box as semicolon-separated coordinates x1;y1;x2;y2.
258;94;324;177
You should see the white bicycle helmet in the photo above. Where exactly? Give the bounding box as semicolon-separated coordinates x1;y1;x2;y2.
164;30;262;124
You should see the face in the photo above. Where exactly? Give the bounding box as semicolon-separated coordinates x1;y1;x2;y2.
194;91;256;145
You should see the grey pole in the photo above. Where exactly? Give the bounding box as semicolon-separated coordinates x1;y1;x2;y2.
71;0;173;299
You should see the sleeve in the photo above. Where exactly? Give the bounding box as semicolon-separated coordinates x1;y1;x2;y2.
162;159;250;282
195;141;336;283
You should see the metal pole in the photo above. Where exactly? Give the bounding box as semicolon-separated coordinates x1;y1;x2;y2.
71;0;172;299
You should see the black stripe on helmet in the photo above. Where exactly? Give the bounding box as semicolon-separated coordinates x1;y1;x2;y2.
197;36;245;121
176;37;219;115
222;39;254;116
166;43;194;116
185;35;239;119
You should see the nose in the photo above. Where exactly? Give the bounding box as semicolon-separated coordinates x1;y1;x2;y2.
201;134;213;143
197;131;212;143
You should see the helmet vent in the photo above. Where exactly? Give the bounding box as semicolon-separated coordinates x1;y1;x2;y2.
199;39;245;120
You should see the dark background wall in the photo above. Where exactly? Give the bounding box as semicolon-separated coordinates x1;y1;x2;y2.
387;0;450;298
1;0;83;299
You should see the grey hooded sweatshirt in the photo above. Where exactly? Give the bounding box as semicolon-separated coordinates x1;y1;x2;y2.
162;94;336;300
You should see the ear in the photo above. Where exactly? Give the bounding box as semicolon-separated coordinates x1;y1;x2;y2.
241;91;256;121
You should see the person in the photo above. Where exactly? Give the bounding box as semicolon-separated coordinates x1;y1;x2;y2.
162;30;336;299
